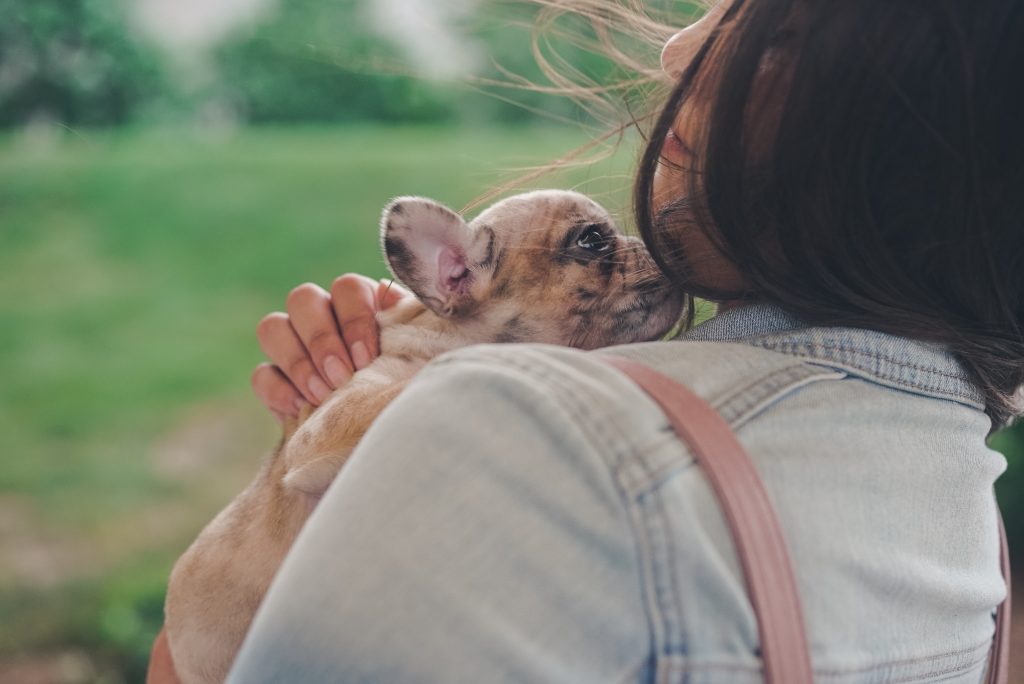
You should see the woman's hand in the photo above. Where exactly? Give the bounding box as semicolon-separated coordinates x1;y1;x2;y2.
252;274;411;421
146;628;180;684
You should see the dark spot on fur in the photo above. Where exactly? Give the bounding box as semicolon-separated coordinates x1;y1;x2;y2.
384;235;417;282
490;246;505;281
575;287;596;301
559;226;579;252
389;203;405;215
569;304;591;317
612;308;646;339
476;225;496;269
495;315;533;343
553;225;579;265
568;306;597;345
492;276;512;299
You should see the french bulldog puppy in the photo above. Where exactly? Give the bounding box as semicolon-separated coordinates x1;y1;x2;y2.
163;189;684;683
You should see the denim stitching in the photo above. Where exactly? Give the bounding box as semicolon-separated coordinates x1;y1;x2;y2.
533;356;688;672
617;364;842;499
658;494;690;661
713;364;845;428
658;639;989;680
444;350;641;467
615;431;693;496
812;637;992;675
612;363;848;676
746;339;984;406
469;352;691;672
875;651;989;684
752;339;965;380
430;346;992;684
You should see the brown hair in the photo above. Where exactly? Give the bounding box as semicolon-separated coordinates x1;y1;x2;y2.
461;0;689;212
483;0;1022;426
632;0;1024;428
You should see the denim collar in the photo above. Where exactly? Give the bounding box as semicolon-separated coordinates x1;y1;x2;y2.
679;302;986;410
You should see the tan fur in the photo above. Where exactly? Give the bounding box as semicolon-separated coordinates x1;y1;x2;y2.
163;190;684;683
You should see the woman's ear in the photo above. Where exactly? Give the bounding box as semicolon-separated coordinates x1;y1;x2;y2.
380;197;479;317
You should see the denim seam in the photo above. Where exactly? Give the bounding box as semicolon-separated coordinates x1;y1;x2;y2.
645;485;689;660
616;364;843;500
616;433;693;498
750;340;965;380
713;364;846;429
432;352;639;465
427;349;990;684
607;361;851;677
445;352;690;669
812;637;993;675
812;363;972;402
527;364;692;665
870;649;990;684
656;639;990;679
746;339;983;406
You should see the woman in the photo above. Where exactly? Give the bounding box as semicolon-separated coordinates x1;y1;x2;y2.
160;0;1022;681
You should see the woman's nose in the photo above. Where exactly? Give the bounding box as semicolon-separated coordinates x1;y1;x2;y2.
661;1;729;79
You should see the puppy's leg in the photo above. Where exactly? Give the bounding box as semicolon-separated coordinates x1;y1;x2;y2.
164;440;313;684
163;365;413;683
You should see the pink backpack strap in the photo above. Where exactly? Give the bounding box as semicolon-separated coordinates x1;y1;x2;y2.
988;514;1010;684
600;354;1011;684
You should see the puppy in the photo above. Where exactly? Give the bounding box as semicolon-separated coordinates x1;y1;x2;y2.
163;189;684;683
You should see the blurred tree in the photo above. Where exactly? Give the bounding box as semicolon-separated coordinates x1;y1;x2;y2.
213;0;456;124
0;0;168;126
0;0;658;128
993;423;1024;561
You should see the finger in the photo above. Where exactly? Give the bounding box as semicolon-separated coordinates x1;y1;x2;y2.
252;363;308;419
255;313;323;405
330;273;384;371
376;278;413;310
146;628;182;684
286;282;354;391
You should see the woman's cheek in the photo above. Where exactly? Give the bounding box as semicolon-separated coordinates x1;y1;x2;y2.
648;136;747;295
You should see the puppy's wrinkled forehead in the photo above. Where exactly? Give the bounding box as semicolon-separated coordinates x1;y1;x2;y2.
464;190;630;306
471;190;615;242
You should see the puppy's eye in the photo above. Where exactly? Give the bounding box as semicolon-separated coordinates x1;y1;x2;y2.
576;226;613;253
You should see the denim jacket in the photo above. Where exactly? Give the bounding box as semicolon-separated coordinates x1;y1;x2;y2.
229;303;1007;684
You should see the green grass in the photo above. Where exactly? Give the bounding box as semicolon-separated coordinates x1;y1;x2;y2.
1;125;1021;681
0;124;639;680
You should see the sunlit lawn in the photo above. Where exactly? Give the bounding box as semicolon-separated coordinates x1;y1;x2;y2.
1;125;1021;682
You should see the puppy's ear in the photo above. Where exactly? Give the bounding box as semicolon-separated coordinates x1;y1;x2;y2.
381;197;490;317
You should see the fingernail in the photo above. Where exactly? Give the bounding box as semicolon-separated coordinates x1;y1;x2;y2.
294;398;309;414
324;355;351;388
351;340;371;370
308;376;331;403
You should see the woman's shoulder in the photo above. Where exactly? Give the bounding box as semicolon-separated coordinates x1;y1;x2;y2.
425;339;825;422
398;339;827;471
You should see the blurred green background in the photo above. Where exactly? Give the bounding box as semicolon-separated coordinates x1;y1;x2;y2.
0;0;1021;682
